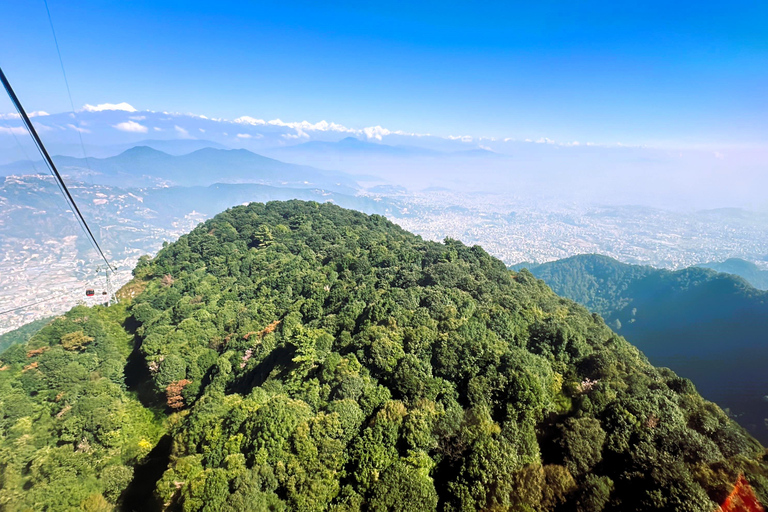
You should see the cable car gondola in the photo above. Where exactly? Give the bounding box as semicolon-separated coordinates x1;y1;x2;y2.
85;289;94;297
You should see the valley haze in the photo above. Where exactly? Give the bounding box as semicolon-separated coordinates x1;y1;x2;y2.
2;120;768;334
1;106;767;210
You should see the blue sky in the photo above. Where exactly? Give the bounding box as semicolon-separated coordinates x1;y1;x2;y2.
1;0;767;148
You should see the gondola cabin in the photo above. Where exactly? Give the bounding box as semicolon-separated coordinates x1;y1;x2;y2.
85;289;95;297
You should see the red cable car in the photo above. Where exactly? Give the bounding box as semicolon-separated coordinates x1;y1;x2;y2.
85;289;95;297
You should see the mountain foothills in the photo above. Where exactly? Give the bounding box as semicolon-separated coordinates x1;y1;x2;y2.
0;174;399;263
1;201;767;511
513;255;768;444
0;147;359;192
0;317;52;354
698;259;768;291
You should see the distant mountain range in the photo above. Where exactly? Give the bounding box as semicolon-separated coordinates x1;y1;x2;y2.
266;136;498;159
0;146;359;193
512;254;768;443
699;258;768;290
95;138;230;157
2;106;767;208
260;136;502;191
0;174;402;253
269;136;441;157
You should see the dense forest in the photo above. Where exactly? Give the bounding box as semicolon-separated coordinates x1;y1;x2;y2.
513;254;768;444
0;303;164;509
1;201;767;511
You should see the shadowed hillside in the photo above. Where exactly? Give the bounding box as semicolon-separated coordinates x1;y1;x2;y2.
514;254;768;444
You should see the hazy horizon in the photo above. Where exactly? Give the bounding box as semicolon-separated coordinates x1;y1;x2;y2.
2;0;767;211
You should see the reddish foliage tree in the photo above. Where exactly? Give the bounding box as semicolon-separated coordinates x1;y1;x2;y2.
721;475;765;512
166;379;192;409
22;362;38;373
257;320;280;338
26;346;49;358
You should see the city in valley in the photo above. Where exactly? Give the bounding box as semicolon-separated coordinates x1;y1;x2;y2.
2;174;767;334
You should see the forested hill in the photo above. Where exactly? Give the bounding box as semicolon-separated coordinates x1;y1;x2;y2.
699;258;768;291
514;254;768;444
1;202;767;511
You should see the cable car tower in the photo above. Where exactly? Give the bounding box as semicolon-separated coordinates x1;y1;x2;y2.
99;265;117;306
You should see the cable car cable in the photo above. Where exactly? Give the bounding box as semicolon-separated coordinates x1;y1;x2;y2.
43;0;95;180
0;67;103;265
4;121;72;218
0;294;69;316
0;66;115;273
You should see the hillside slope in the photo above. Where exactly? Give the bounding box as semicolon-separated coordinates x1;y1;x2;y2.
1;203;766;511
699;258;768;290
0;303;165;509
515;254;768;444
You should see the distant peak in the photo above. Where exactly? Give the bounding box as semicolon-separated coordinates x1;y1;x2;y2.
193;147;246;154
339;136;365;144
119;146;170;157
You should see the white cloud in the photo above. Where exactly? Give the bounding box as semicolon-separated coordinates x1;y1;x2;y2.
267;118;365;138
1;111;47;120
269;119;311;139
363;126;391;140
235;116;266;126
175;125;192;138
267;117;426;140
448;135;473;143
26;104;629;150
82;102;137;113
0;126;26;135
67;124;91;133
281;132;305;139
196;111;427;141
113;120;148;133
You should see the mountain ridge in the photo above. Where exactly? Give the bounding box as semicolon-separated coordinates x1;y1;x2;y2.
0;146;359;192
1;201;765;510
513;253;768;443
268;136;498;158
698;258;768;290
